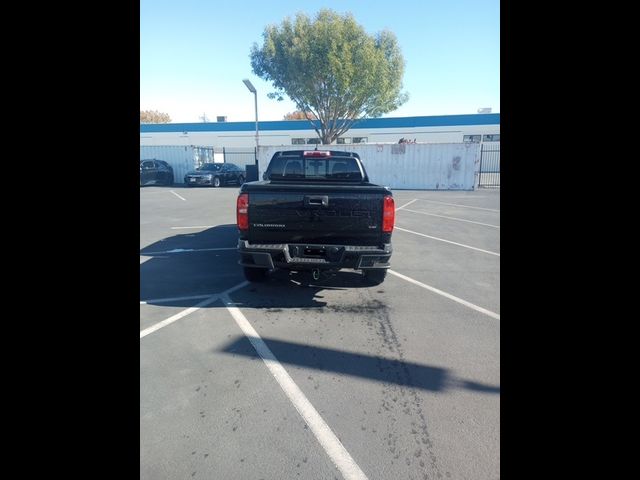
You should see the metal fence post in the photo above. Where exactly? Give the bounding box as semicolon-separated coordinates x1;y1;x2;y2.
479;144;485;187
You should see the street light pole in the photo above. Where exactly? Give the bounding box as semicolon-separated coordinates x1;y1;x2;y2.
242;79;259;167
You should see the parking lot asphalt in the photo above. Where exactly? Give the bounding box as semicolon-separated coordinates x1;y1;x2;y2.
140;185;500;480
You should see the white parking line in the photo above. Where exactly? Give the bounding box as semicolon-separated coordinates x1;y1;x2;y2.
140;294;216;305
221;295;369;480
139;297;218;339
388;270;500;320
139;189;169;194
170;190;187;201
402;209;500;228
416;199;499;212
395;199;418;211
170;226;214;230
139;281;248;339
141;247;237;255
426;195;489;199
395;226;500;256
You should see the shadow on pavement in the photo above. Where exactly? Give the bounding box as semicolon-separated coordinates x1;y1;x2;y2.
140;224;375;309
141;224;500;394
220;336;500;394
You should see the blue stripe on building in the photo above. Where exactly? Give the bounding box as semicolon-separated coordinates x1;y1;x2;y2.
140;113;500;133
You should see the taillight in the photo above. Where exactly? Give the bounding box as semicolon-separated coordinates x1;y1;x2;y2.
303;150;331;157
237;193;249;231
382;195;395;233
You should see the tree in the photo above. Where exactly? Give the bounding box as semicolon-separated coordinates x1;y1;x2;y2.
251;9;408;144
140;110;172;123
283;110;318;120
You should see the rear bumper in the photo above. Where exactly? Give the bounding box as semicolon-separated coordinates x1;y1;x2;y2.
238;239;392;270
184;176;214;185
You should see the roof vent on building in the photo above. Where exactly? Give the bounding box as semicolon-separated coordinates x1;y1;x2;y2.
477;108;492;114
217;116;227;122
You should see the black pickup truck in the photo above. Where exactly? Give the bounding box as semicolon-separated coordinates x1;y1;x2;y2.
236;149;395;285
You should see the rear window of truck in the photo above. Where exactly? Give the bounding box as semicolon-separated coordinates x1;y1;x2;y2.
267;156;364;182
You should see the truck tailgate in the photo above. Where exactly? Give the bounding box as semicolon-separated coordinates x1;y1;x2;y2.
248;188;385;245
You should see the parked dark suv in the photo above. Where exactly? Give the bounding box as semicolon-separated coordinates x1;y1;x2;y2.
140;159;174;186
184;162;245;187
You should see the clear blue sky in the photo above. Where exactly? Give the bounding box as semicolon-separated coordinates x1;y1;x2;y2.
140;0;499;123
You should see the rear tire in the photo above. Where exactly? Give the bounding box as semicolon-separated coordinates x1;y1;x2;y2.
362;268;387;285
244;267;268;282
213;176;221;188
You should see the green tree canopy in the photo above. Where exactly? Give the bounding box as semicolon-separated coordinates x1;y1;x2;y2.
140;110;171;123
251;9;408;144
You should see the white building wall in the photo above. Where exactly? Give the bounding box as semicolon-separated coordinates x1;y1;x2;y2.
257;143;480;190
140;124;499;148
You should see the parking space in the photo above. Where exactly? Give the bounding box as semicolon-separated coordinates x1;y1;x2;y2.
140;186;500;480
